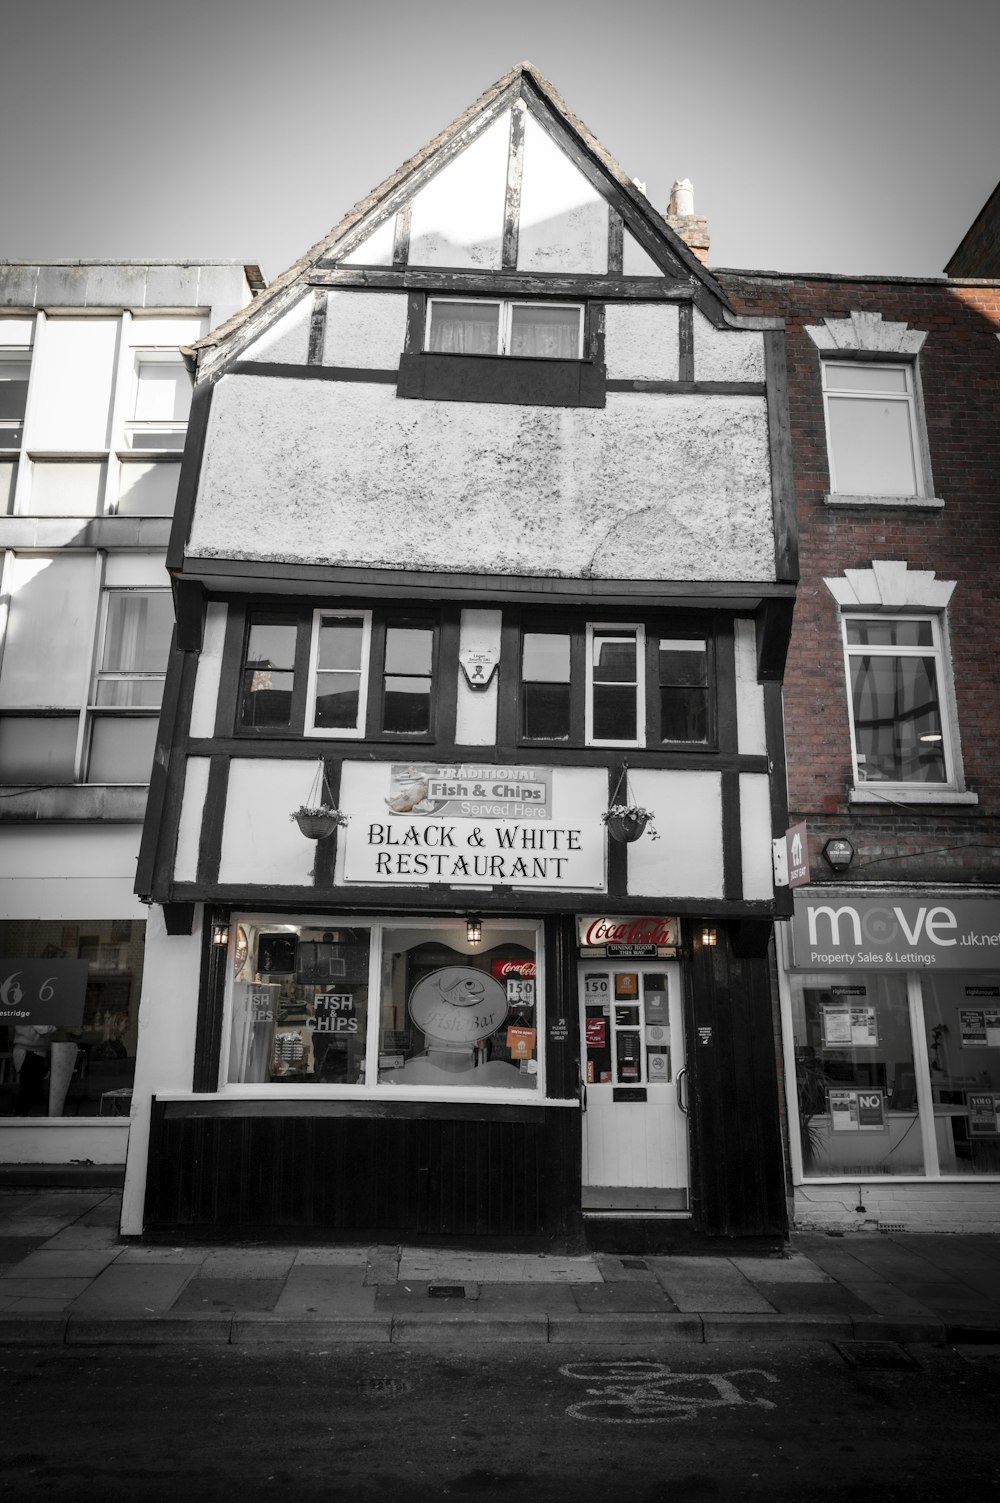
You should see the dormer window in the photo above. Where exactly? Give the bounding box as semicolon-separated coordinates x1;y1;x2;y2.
426;299;584;360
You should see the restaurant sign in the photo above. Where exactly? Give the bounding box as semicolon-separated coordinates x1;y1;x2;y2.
339;762;606;889
0;959;90;1027
791;894;1000;971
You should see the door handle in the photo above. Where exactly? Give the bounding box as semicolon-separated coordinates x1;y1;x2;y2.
676;1067;688;1115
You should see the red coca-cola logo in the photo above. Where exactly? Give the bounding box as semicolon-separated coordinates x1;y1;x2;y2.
490;959;537;979
582;917;678;947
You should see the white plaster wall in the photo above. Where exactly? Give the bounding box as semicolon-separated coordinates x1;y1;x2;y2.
518;113;608;274
409;112;509;269
121;907;204;1234
1;1121;128;1164
341;215;397;267
2;319;34;346
694;309;766;384
218;759;319;886
740;773;775;900
130;317;207;348
25;318;118;450
0;826;147;919
793;1182;1000;1235
734;618;766;755
623;230;663;277
174;756;212;881
240;295;312;365
189;603;227;738
605;305;679;381
455;609;501;745
191;379;776;583
323;291;408;370
625;769;724;899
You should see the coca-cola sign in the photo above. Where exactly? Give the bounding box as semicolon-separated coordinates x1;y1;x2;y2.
491;959;537;980
577;915;680;949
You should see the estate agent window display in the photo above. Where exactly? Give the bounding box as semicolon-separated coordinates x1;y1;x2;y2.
223;915;544;1097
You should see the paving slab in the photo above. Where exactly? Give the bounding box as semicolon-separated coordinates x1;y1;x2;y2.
649;1256;776;1313
0;1277;94;1301
0;1236;49;1268
70;1262;196;1314
0;1296;79;1314
376;1283;480;1311
476;1283;577;1312
751;1282;871;1316
845;1282;944;1319
793;1239;895;1284
2;1247;122;1280
731;1253;832;1282
594;1253;661;1283
198;1248;298;1278
396;1249;602;1283
570;1282;676;1314
40;1224;121;1251
293;1247;372;1267
365;1247;400;1285
172;1276;285;1313
273;1266;376;1317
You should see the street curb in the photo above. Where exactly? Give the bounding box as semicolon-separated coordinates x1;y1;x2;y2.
942;1321;1000;1345
546;1312;703;1343
0;1315;69;1345
389;1313;550;1342
850;1315;946;1345
65;1313;232;1345
701;1313;854;1342
233;1314;392;1344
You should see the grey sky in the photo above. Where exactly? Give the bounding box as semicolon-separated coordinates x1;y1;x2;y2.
4;0;998;282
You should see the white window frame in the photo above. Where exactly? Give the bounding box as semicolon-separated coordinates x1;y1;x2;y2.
303;608;373;739
821;358;927;501
585;622;645;748
218;914;551;1104
0;348;31;450
425;298;585;359
85;586;171;783
841;611;958;791
124;350;192;451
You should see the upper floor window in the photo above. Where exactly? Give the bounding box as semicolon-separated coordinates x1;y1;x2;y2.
426;299;584;360
0;350;30;449
842;614;952;787
518;619;711;749
126;354;192;450
238;607;438;741
822;361;925;498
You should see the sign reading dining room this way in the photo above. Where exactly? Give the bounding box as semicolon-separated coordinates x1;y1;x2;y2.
337;762;607;889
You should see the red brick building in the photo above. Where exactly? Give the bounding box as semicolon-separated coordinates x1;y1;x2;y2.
717;262;1000;1230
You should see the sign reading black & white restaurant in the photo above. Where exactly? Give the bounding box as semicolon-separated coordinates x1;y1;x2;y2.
337;762;606;889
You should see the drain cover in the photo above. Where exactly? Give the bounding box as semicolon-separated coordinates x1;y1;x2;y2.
359;1377;412;1397
428;1284;467;1299
834;1341;919;1371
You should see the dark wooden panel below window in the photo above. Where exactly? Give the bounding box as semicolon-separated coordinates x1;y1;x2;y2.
397;353;606;409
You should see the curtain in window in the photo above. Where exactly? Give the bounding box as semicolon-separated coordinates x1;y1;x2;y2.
428;304;499;355
510;305;580;359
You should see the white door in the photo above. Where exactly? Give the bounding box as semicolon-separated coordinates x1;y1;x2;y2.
579;961;689;1212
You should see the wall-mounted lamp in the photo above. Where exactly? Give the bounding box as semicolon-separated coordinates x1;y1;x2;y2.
466;917;482;946
822;838;855;871
700;926;717;948
212;922;230;947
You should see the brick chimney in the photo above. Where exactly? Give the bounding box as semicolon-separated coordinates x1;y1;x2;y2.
666;179;709;264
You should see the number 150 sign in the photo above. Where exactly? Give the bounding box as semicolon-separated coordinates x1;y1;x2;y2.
0;960;91;1027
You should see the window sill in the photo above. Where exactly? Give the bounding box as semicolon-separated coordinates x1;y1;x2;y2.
824;492;944;509
849;787;979;806
398;352;606;409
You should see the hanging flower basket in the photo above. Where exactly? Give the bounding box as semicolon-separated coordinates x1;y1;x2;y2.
290;762;347;839
290;805;347;841
602;805;658;843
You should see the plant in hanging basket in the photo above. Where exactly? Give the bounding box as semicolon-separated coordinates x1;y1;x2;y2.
601;804;659;843
289;805;348;840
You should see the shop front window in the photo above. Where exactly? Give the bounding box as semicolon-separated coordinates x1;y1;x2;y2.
790;974;923;1177
922;974;1000;1176
226;917;541;1094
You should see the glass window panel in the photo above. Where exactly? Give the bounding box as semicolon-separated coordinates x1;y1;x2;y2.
128;429;186;452
0;458;16;514
593;684;636;741
522;632;570;683
791;974;922;1177
383;678;431;734
0;716;77;783
318;619;364;671
384;626;433;676
101;593;173;674
378;923;538;1091
509;304;581;359
116;462;179;516
0;554;94;707
827;394;917;494
87;716;158;783
428;302;500;355
823;363;909;394
94;678;164;709
659;641;707;687
593;633;637;682
134;362;192;423
659;686;708;742
241;619;298;730
921;974;1000;1176
0;358;30;436
227;925;371;1086
314;679;360;729
28;461;106;517
846;619;933;648
523;683;571;740
849;653;946;783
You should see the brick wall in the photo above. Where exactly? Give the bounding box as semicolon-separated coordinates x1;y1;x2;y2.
719;272;1000;890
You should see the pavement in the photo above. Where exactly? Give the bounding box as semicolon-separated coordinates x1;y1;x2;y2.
2;1186;999;1348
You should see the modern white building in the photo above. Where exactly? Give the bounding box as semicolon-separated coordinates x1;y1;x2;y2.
0;260;261;1174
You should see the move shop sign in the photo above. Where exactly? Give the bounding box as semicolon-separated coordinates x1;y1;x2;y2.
791;894;1000;970
338;761;606;889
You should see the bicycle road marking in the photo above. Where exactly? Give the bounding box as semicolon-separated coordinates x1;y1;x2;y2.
559;1359;779;1424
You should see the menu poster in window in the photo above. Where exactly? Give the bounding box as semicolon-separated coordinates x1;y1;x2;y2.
506;1026;536;1059
585;1017;607;1048
506;978;535;1007
614;973;639;1001
828;1088;887;1132
960;1009;1000;1048
821;1003;879;1047
968;1093;1000;1137
617;1031;641;1082
644;989;669;1027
